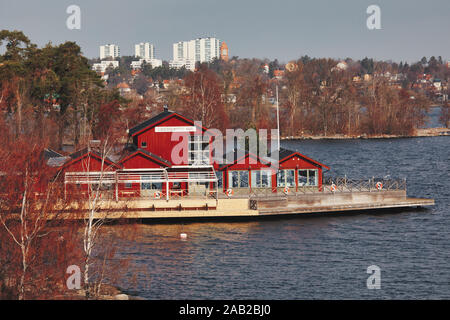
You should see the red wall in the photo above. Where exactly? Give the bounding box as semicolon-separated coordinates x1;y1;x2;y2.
118;152;169;197
279;155;324;190
221;153;324;192
133;116;199;165
63;154;117;173
120;152;166;169
222;154;276;192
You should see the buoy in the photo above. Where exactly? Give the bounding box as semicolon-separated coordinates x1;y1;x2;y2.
330;183;337;192
283;186;290;194
180;233;187;240
226;189;234;197
376;182;383;190
154;191;161;199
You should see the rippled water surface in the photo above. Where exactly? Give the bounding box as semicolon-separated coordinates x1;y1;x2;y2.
111;136;449;299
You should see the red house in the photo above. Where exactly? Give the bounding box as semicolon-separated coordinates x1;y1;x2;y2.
58;107;329;199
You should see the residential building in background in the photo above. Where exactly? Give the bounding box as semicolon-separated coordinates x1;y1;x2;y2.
100;44;120;60
220;41;229;62
92;60;119;73
130;58;162;70
170;37;223;71
135;42;155;60
131;42;162;70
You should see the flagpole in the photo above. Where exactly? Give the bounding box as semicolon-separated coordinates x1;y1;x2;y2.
276;84;280;151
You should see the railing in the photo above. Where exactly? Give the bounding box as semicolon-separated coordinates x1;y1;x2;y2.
321;177;407;193
219;177;407;200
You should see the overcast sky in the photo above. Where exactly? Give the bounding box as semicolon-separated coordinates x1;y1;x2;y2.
1;0;449;63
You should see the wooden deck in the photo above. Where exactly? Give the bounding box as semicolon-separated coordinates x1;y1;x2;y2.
53;191;434;220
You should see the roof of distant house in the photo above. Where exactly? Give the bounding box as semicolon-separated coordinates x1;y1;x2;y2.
117;82;130;89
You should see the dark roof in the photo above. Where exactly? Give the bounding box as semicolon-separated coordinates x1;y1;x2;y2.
119;145;171;167
69;147;90;160
278;148;297;160
217;147;329;170
44;148;64;159
128;110;174;136
63;148;118;168
47;156;70;167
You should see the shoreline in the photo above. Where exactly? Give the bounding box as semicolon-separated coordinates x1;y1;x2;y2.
281;127;450;140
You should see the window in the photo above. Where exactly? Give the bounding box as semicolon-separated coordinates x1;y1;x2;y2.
251;170;272;188
141;141;147;148
125;183;132;189
228;170;249;188
141;182;162;190
298;169;318;186
188;135;210;165
277;169;295;187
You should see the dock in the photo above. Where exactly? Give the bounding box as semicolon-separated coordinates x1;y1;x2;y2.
60;189;434;221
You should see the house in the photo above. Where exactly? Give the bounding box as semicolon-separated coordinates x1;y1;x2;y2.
117;82;131;95
59;107;329;199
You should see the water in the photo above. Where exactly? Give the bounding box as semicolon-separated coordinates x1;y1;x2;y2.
111;136;449;299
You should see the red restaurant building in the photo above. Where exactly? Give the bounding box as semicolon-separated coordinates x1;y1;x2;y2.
57;107;329;199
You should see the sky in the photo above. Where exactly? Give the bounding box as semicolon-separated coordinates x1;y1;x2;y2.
0;0;449;63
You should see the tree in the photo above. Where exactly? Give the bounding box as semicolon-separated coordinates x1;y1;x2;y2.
179;65;229;130
0;30;32;134
283;60;305;135
0;123;74;299
440;102;450;128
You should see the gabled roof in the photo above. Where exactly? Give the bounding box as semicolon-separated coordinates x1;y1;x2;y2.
278;148;329;170
61;148;120;169
217;148;329;171
118;147;171;167
44;148;64;159
218;151;273;170
128;109;209;137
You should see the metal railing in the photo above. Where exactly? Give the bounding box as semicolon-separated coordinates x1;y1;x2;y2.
321;177;407;193
219;176;407;200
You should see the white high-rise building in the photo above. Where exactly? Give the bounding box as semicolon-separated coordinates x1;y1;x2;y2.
100;44;120;60
131;42;162;70
135;42;155;60
170;37;222;71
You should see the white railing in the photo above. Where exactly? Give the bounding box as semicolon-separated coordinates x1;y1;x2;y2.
64;166;219;201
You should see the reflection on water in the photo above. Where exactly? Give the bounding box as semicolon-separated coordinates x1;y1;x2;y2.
110;136;449;299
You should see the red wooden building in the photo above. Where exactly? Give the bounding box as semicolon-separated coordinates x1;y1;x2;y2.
57;108;329;199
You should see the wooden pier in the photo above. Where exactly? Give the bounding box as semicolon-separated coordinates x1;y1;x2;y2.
58;190;434;221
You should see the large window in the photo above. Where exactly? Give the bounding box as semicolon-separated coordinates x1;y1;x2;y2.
298;169;318;186
277;169;295;187
141;182;162;190
228;170;249;188
251;170;272;188
188;135;210;165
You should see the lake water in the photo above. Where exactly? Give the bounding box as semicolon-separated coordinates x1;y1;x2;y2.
110;135;449;300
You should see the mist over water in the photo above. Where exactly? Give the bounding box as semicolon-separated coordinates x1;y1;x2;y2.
111;134;449;299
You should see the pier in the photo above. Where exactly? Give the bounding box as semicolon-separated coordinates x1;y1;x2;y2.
59;188;434;221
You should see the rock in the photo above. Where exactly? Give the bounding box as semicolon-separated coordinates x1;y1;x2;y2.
114;294;129;300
